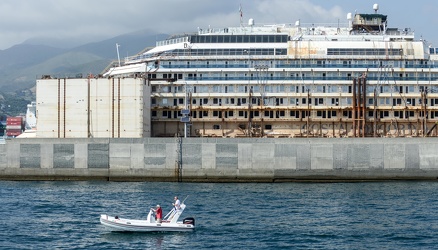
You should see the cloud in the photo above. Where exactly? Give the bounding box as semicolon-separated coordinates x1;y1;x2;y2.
0;0;437;49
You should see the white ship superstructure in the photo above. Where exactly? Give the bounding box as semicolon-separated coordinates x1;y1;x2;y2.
25;102;37;130
38;4;438;138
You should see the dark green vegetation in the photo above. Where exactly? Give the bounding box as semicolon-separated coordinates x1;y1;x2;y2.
0;91;33;117
0;29;167;116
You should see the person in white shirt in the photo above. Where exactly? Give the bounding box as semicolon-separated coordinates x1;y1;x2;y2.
172;196;181;210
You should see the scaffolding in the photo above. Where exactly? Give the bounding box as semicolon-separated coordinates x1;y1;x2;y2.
352;74;367;137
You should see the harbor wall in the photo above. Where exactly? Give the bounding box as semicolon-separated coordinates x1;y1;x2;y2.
1;138;438;182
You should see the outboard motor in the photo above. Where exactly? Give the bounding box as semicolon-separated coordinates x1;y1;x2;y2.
183;217;195;226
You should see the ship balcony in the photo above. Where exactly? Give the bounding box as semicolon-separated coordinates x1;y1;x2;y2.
158;59;438;70
180;75;438;82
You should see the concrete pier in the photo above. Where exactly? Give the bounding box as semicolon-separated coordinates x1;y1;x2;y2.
1;138;438;182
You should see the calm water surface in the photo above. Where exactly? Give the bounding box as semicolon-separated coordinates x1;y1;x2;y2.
0;181;437;249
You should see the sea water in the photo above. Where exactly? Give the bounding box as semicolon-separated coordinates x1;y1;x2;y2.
0;181;437;249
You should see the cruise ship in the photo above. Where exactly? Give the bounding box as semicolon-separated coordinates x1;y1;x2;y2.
39;4;438;138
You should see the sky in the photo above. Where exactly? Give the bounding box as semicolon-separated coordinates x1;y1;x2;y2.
1;0;438;50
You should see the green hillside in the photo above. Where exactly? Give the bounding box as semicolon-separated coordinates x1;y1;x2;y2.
0;29;167;116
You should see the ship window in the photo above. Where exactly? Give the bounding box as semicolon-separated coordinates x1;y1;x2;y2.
295;111;300;118
406;98;413;105
278;85;285;92
213;85;221;92
236;36;243;43
318;98;324;105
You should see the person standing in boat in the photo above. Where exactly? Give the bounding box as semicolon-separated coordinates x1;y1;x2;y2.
173;196;181;210
152;204;162;223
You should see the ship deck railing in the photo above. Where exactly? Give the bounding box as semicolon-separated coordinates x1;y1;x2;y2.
161;63;438;70
125;52;430;64
181;76;438;82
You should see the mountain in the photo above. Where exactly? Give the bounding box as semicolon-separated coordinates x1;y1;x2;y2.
0;29;169;92
70;29;168;59
22;36;104;49
0;44;66;71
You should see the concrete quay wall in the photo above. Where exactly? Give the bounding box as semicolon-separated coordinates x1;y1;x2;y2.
1;138;438;182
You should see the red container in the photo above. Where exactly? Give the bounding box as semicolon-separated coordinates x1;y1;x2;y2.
6;122;21;126
6;117;23;126
6;117;22;122
6;129;22;136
